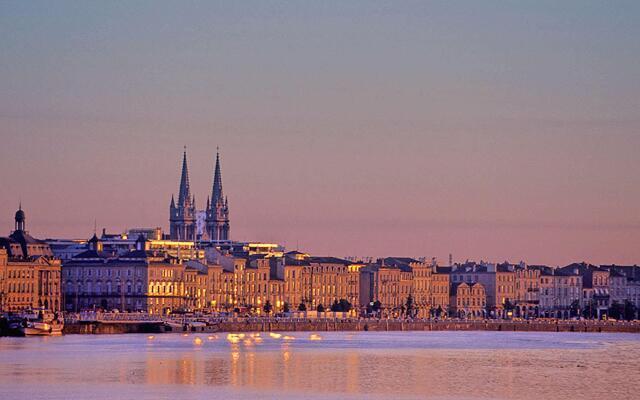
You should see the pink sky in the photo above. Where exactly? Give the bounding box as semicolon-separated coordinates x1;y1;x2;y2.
1;2;639;266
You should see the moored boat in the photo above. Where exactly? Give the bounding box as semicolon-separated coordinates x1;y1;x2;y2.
19;309;64;336
22;320;64;336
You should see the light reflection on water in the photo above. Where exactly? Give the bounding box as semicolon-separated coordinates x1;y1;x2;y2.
1;331;639;400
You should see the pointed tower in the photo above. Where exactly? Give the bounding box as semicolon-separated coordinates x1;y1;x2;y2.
206;149;231;241
169;147;197;241
178;149;192;207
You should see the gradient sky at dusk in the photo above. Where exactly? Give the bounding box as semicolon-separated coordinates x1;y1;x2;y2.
1;1;639;266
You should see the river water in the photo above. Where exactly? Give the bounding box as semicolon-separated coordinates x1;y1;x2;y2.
1;331;638;399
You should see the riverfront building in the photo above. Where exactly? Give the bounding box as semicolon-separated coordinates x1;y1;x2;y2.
48;228;206;262
536;266;583;318
62;234;213;314
450;282;486;318
0;206;62;312
359;257;438;318
431;266;451;315
360;261;412;317
558;263;610;319
511;263;541;317
383;258;433;318
56;228;640;319
448;262;515;317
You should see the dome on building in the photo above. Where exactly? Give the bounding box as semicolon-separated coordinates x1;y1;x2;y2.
14;204;26;232
15;208;25;223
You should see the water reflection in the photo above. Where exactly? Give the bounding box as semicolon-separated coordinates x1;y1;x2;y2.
0;332;639;399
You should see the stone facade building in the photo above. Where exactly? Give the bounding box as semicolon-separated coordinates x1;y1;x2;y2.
536;266;583;318
360;262;404;317
62;235;213;314
359;259;421;317
202;250;360;315
450;282;486;318
513;263;541;317
431;266;451;315
0;206;62;312
384;257;432;318
608;270;629;306
602;265;640;311
449;262;515;317
276;252;308;310
559;263;609;318
304;256;353;311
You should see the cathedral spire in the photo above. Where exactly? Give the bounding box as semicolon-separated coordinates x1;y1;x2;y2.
178;146;192;207
211;148;223;204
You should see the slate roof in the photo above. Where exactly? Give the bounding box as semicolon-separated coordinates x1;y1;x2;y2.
385;257;420;264
285;251;307;256
64;249;112;264
1;230;53;259
309;256;351;265
284;258;310;267
383;257;421;272
435;266;452;274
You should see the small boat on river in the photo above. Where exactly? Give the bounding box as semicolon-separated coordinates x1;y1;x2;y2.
19;309;64;336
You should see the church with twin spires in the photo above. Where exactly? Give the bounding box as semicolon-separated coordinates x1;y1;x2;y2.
169;148;230;242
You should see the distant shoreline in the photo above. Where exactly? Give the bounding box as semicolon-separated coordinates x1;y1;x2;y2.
62;319;640;335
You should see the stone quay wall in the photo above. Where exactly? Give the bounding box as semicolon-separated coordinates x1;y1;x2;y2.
63;320;640;335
